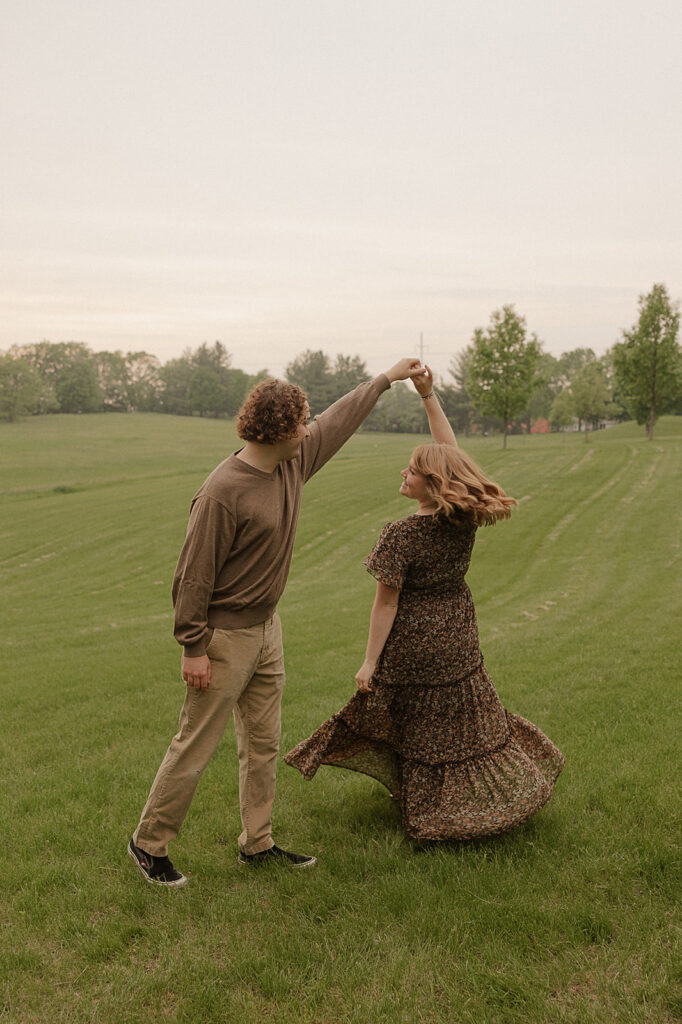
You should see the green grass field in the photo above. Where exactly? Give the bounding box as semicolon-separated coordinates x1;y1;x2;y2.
1;413;680;1024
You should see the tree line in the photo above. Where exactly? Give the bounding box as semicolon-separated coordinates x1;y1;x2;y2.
441;283;681;444
1;283;680;441
0;341;267;422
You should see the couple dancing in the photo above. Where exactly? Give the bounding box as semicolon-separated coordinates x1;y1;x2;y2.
129;358;564;887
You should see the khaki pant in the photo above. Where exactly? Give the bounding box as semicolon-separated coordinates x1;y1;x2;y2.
134;614;285;857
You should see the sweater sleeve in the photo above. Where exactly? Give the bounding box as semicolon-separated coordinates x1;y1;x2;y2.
299;374;391;482
172;495;236;657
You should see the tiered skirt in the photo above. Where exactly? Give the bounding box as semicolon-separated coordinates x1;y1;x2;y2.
285;659;565;841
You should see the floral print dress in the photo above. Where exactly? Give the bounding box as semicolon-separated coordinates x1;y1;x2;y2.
284;513;565;841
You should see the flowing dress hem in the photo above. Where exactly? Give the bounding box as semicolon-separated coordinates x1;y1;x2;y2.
284;714;565;841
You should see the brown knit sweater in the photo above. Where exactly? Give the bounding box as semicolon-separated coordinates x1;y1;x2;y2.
172;374;390;656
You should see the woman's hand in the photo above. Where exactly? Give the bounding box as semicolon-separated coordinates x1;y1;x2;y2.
411;363;433;398
355;660;376;693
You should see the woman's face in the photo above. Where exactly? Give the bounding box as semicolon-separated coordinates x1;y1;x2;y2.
399;458;430;503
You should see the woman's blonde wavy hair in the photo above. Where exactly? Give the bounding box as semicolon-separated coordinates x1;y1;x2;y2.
411;443;516;527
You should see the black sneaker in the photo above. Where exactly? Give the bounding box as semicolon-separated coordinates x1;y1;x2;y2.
128;838;187;887
237;844;316;868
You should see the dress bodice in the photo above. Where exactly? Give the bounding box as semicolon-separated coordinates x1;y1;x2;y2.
365;513;476;592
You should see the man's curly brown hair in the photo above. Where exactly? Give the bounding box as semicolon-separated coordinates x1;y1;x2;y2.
236;378;309;445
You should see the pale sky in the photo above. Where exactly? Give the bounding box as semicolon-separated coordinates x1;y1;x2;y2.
2;0;681;380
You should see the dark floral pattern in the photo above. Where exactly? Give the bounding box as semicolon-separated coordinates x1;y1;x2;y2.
285;514;565;841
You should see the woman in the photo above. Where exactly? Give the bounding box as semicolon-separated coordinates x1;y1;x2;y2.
285;367;564;841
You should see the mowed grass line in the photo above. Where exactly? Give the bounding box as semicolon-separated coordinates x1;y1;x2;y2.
0;414;680;1024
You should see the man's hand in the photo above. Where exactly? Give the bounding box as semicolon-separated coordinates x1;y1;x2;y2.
385;358;424;384
182;653;211;690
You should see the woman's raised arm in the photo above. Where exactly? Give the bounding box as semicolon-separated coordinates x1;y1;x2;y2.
411;365;458;447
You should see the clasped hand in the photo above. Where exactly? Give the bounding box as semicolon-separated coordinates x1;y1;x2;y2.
385;358;425;384
411;363;433;397
355;660;376;693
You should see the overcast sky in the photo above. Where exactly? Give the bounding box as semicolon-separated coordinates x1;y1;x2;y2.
2;0;681;380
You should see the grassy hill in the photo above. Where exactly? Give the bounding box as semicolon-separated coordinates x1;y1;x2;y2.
1;414;680;1023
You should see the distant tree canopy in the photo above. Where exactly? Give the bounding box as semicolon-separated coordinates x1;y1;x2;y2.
364;382;429;434
55;356;101;414
441;333;640;441
2;284;680;435
0;355;45;422
163;341;267;418
1;340;268;420
285;350;368;417
283;350;431;433
549;389;576;432
285;350;337;416
570;362;612;442
439;346;502;436
612;283;682;440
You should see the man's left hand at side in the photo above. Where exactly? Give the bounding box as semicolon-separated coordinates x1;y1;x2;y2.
182;654;212;690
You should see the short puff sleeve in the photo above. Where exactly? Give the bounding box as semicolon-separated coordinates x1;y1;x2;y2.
364;521;410;590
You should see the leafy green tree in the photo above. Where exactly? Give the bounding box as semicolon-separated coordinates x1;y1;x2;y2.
95;350;132;411
188;366;225;417
570;363;611;441
331;354;368;402
55;357;102;413
555;348;597;388
525;352;561;423
439;382;474;435
549;389;575;433
225;368;269;415
225;368;252;415
364;382;427;434
126;352;162;412
541;347;627;433
285;350;336;416
466;305;542;448
8;340;89;384
449;347;472;389
440;348;475;434
159;344;234;416
193;341;231;376
598;349;629;423
0;355;44;421
8;341;99;413
612;283;682;440
191;342;232;415
160;356;193;415
441;348;503;436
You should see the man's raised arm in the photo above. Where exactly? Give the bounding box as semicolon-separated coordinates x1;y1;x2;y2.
300;358;424;481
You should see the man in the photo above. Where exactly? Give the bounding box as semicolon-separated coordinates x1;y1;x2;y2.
129;357;423;886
